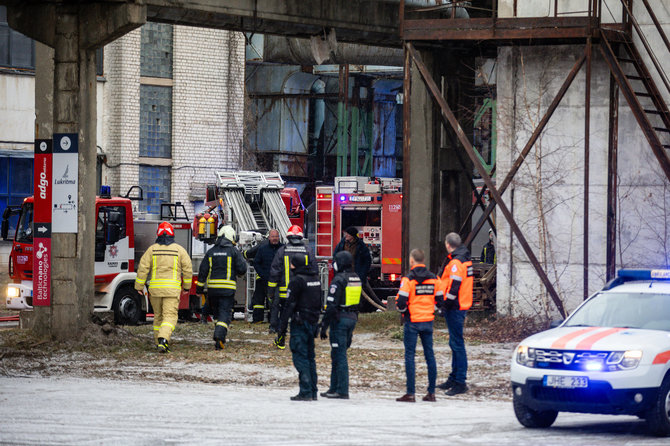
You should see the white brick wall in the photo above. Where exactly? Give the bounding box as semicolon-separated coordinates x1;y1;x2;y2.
102;26;246;219
102;29;141;198
173;26;245;217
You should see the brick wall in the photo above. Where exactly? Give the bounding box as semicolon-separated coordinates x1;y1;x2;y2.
103;29;141;199
172;26;245;217
103;26;246;219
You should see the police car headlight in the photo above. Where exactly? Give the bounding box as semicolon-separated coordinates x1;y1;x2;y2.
516;345;536;367
606;350;642;370
7;286;20;298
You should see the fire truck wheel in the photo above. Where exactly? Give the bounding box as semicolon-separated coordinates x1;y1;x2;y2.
113;285;142;326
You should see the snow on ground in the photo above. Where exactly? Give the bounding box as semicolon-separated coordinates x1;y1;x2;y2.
0;376;667;446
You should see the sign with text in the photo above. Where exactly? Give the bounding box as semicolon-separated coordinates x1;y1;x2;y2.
32;223;52;306
52;133;78;233
33;139;52;306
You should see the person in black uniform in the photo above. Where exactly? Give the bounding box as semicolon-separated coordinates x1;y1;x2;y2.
196;225;247;350
319;251;361;399
277;253;322;401
248;229;283;323
480;229;496;264
268;225;316;344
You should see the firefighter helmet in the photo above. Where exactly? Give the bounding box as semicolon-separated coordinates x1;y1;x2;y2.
218;225;236;243
157;221;174;237
333;251;353;272
287;225;303;238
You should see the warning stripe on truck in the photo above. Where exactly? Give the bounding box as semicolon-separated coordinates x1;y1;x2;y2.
382;258;401;265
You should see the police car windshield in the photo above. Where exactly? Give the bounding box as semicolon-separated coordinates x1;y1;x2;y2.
565;291;670;332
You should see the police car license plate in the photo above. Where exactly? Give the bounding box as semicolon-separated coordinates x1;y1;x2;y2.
543;375;588;389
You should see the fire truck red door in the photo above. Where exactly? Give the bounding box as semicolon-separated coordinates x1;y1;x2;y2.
381;194;403;275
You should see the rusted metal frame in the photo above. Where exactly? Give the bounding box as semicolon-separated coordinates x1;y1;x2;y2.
606;71;619;282
600;34;670;180
622;37;670;131
401;19;592;41
407;43;566;317
399;0;405;38
618;0;670;99
467;50;587;248
584;37;592;300
554;0;558;17
401;43;411;274
454;151;497;237
640;0;670;56
451;142;497;236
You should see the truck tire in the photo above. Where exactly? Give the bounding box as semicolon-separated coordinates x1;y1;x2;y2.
513;391;558;428
646;374;670;436
113;285;142;326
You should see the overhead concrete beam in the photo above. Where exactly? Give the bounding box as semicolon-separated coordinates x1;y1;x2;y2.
146;0;401;47
80;2;146;49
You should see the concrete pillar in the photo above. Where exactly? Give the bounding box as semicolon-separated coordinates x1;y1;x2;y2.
407;49;438;267
6;2;145;339
407;48;476;270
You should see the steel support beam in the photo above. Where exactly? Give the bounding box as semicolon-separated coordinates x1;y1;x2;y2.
466;49;587;247
583;38;592;301
408;43;566;317
401;43;411;274
606;72;619;282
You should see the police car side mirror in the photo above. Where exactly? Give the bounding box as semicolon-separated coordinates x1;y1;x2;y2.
549;319;564;329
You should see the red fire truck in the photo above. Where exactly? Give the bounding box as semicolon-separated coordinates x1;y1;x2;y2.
315;177;403;301
2;186;198;325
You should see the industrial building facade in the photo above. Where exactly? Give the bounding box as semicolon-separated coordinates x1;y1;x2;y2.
0;11;245;233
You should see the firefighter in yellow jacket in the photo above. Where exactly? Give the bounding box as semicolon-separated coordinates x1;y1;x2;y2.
135;221;193;353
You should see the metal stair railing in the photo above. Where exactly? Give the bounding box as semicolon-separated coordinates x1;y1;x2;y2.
597;0;670;180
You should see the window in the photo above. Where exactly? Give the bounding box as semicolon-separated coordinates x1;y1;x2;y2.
0;6;35;70
140;84;172;158
138;165;171;215
0;156;33;237
140;22;173;79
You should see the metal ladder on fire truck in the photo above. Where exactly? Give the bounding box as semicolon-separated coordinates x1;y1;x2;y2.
215;171;292;243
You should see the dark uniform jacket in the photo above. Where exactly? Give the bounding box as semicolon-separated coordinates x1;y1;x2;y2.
278;263;322;335
480;241;495;264
321;271;362;330
268;238;317;299
334;236;371;285
253;239;283;280
196;237;247;297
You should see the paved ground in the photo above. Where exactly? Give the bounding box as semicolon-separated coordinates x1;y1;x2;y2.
0;376;667;446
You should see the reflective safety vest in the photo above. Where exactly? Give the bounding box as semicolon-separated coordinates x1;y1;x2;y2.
440;246;474;311
196;238;247;297
396;264;443;323
268;241;315;299
135;242;193;298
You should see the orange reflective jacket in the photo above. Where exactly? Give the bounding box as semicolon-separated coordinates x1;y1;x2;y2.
439;246;474;311
396;264;444;323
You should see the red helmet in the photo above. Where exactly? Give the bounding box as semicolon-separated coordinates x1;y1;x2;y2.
157;221;175;237
287;225;303;238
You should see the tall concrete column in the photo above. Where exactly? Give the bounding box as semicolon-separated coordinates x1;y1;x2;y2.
407;49;438;267
6;1;145;339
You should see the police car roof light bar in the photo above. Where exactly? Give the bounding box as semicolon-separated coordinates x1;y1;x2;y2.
617;269;670;281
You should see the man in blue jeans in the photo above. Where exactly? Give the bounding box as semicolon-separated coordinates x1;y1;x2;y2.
320;251;362;399
436;232;473;396
395;249;444;402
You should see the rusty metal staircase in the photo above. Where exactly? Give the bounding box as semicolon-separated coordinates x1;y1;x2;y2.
598;3;670;181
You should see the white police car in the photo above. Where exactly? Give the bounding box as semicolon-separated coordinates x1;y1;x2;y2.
510;269;670;436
